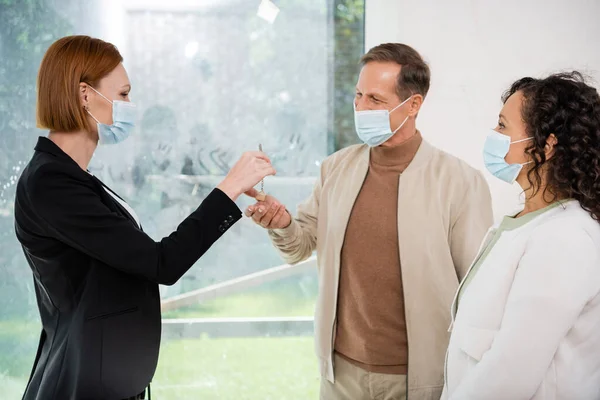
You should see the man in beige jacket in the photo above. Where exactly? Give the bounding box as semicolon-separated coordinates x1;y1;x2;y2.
245;43;493;400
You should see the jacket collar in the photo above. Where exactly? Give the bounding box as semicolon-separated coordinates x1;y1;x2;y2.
405;138;435;172
35;137;141;228
34;136;81;168
356;135;435;174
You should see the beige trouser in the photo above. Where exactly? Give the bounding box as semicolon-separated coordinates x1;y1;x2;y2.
320;354;408;400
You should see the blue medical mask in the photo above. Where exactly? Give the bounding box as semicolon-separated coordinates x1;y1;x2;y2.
86;86;136;145
483;129;533;184
354;95;412;147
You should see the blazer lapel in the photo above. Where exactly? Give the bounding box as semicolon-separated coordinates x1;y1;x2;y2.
91;177;142;230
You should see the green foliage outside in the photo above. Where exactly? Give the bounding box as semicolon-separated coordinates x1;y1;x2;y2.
333;0;365;151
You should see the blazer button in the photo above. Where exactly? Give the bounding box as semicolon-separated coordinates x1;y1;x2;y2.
218;224;226;232
227;215;234;223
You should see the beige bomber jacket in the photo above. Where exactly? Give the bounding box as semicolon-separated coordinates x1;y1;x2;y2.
269;139;493;399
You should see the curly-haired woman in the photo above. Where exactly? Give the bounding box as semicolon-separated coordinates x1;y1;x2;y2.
442;72;600;400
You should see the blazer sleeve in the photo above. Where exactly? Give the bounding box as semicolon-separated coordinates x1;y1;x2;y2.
27;162;241;285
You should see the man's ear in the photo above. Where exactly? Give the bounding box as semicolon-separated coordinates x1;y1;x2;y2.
408;94;424;117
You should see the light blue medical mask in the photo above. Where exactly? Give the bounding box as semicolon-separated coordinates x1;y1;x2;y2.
86;86;136;145
483;129;533;184
354;95;412;147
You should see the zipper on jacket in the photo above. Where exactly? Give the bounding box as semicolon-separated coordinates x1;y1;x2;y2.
330;162;370;381
330;264;340;381
448;228;494;332
444;347;449;394
398;174;409;400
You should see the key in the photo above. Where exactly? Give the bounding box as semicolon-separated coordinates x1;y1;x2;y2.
256;144;267;201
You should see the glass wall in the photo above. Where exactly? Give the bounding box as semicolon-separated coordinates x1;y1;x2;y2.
0;0;364;398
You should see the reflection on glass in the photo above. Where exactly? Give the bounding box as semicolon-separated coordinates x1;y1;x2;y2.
0;0;364;398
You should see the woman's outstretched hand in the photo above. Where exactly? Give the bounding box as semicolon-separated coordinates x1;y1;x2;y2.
217;151;276;201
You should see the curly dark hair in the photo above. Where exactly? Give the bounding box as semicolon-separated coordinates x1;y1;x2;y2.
502;71;600;222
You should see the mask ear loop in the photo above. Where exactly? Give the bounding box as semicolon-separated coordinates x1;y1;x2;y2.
511;137;535;166
84;106;101;124
88;85;114;105
390;94;413;134
389;94;413;114
510;137;534;145
84;85;114;125
392;115;410;134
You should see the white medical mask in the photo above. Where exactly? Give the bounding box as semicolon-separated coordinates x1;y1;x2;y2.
354;95;412;147
85;86;136;145
483;129;533;184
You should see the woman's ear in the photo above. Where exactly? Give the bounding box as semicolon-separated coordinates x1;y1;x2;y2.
545;133;558;159
79;82;89;110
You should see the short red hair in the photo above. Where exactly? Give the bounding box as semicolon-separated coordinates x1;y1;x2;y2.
36;35;123;132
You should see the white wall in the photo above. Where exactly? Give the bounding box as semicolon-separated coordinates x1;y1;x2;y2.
366;0;600;220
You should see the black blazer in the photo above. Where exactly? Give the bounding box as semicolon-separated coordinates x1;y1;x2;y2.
14;137;242;400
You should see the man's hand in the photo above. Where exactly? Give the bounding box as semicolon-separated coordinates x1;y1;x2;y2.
244;189;292;229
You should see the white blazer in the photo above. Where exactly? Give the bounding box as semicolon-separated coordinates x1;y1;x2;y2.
442;201;600;400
